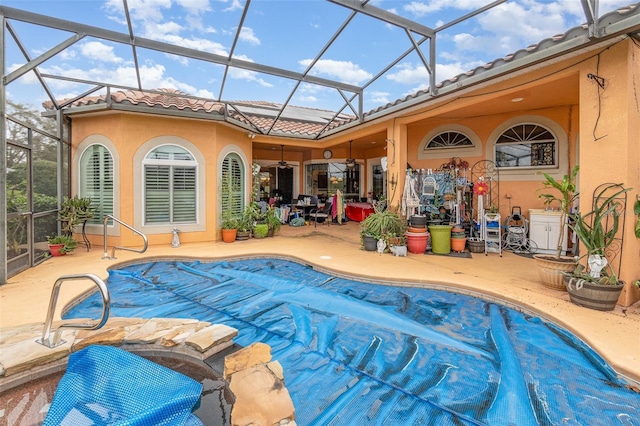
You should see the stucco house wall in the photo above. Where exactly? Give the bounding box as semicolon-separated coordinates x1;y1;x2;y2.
72;113;252;248
66;39;638;305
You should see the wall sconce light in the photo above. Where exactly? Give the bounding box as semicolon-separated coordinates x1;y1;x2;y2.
389;173;397;190
247;132;256;139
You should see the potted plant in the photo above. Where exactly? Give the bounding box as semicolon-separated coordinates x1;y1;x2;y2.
236;208;253;241
220;173;240;242
47;234;78;256
360;204;407;252
265;206;282;237
450;225;467;253
220;211;238;243
563;183;631;311
533;165;580;290
59;195;95;236
253;223;269;239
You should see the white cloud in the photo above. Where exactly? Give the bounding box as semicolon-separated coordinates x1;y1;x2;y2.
119;0;173;22
80;42;123;63
386;63;429;85
403;0;447;17
385;60;477;92
297;95;318;103
221;0;244;12
299;59;372;85
369;90;390;105
175;0;211;15
193;88;216;99
239;27;261;46
155;33;228;56
228;67;273;88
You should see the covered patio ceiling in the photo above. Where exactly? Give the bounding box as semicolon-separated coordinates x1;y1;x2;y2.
2;1;639;141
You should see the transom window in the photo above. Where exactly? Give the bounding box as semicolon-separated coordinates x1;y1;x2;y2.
143;145;197;225
495;124;556;168
80;144;113;224
425;131;473;150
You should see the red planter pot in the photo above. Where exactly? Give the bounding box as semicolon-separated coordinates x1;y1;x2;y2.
405;232;429;254
49;244;66;257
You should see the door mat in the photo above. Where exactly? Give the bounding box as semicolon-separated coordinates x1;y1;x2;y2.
425;250;472;259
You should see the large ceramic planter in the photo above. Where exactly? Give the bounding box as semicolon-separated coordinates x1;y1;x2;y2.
564;274;624;311
533;255;577;291
221;228;237;243
405;231;429;254
428;225;452;254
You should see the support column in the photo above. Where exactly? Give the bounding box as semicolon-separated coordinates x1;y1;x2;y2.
578;39;640;306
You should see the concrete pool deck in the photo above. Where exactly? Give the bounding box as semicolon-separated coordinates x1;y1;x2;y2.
1;220;639;384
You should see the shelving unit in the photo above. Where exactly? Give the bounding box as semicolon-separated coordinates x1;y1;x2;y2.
483;213;502;256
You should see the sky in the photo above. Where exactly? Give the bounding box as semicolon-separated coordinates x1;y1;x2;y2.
1;0;635;113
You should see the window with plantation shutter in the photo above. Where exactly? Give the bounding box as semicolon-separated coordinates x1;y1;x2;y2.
221;153;244;219
80;144;114;224
143;145;197;225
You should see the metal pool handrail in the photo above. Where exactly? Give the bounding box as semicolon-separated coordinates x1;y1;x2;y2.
102;215;148;260
36;273;111;348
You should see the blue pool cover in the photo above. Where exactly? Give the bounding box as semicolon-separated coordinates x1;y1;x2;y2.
44;345;203;426
64;258;640;425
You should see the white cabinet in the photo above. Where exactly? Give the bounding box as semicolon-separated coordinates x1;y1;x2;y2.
528;209;567;255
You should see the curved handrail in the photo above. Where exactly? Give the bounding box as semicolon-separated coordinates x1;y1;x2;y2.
36;273;111;348
103;215;148;260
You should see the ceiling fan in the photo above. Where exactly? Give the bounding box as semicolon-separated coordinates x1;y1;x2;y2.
267;145;292;169
346;140;356;168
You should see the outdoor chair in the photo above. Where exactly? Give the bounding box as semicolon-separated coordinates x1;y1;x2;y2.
309;201;333;227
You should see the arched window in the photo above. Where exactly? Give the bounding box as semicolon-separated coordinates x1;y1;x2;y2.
425;131;473;149
418;126;481;160
79;144;113;224
143;145;197;224
495;123;557;168
221;152;244;218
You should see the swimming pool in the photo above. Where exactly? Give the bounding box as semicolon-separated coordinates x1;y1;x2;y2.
64;258;640;425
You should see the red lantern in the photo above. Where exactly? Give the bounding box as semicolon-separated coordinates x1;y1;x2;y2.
473;181;489;195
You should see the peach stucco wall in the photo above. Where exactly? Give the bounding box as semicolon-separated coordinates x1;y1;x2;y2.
578;40;640;305
404;106;579;221
71;113;251;247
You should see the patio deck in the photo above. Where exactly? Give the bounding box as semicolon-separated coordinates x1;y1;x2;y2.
1;220;639;383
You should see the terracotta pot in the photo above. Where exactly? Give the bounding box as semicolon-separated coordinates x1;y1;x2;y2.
407;226;427;233
533;255;577;291
221;228;237;243
450;237;466;253
49;244;66;257
405;232;429;254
